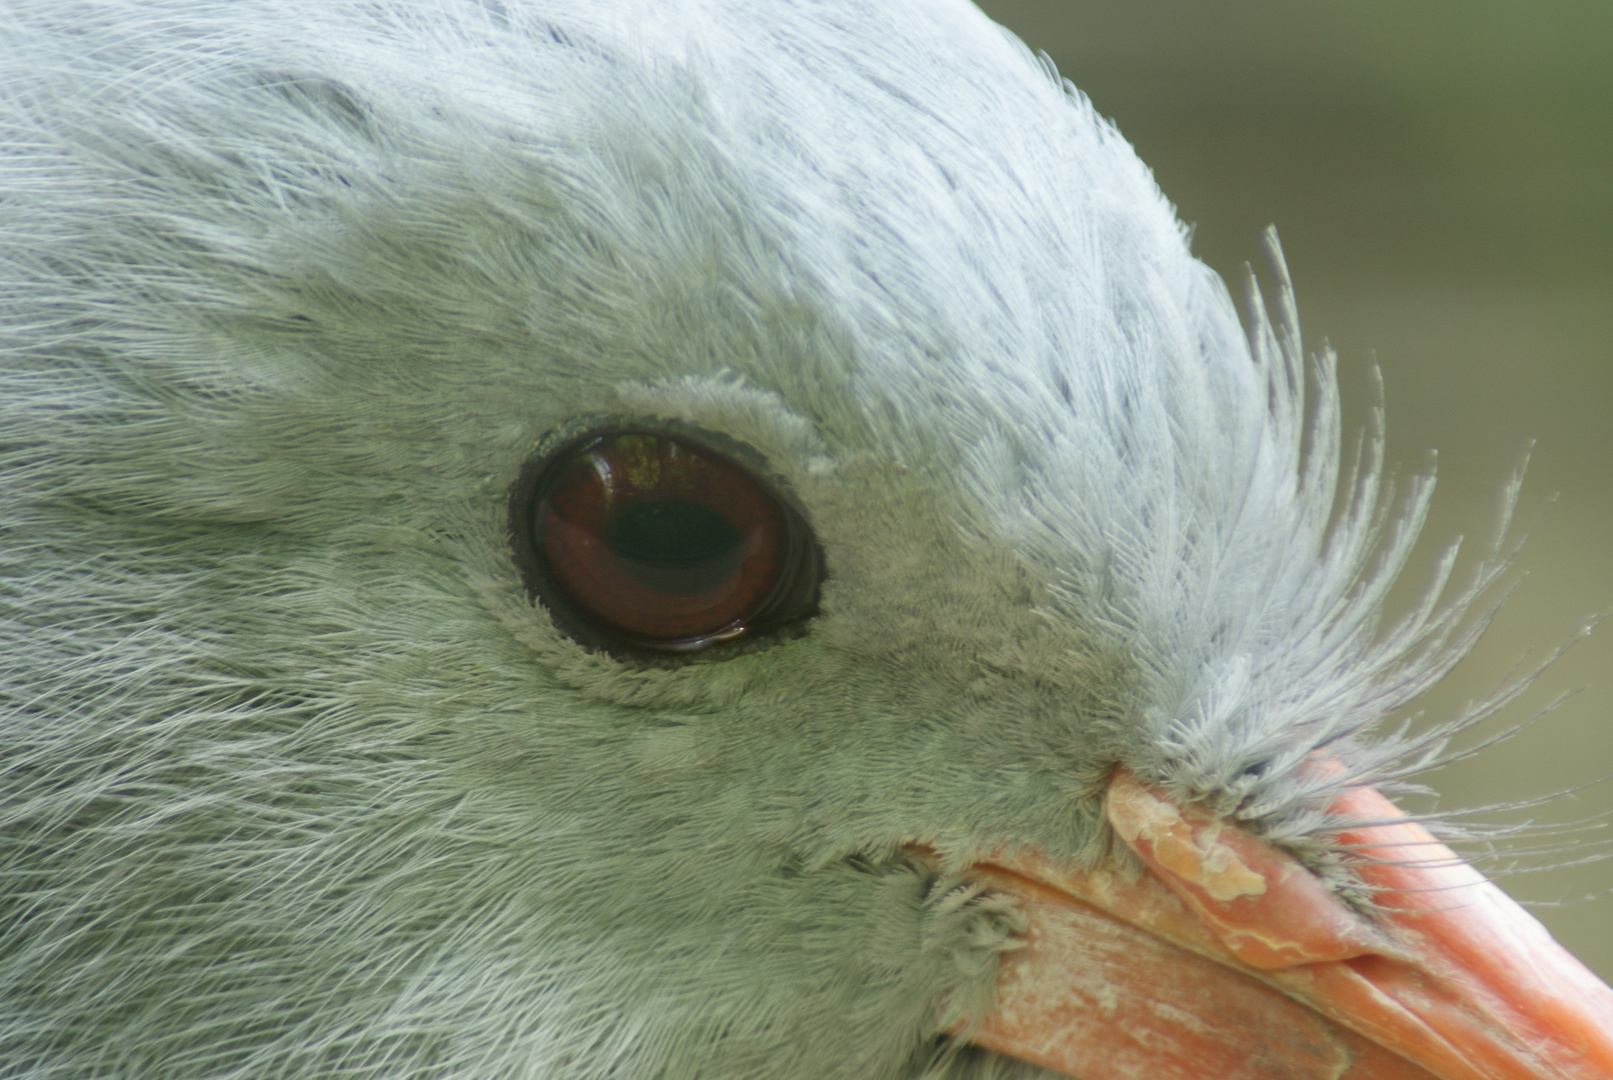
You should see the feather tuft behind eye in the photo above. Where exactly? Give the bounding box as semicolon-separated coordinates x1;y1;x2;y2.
509;429;820;655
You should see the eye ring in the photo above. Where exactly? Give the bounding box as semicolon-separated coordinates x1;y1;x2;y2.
508;424;821;657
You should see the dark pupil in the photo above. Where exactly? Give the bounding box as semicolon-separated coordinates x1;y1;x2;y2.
608;499;743;595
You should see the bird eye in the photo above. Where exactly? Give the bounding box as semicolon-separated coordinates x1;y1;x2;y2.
509;428;820;654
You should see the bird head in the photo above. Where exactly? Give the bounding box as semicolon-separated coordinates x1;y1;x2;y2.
2;2;1609;1079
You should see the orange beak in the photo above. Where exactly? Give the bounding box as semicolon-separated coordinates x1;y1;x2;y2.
959;767;1613;1080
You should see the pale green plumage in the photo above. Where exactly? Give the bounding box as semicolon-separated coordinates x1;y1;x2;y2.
2;2;1519;1077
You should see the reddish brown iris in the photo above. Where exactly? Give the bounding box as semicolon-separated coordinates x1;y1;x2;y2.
520;431;814;651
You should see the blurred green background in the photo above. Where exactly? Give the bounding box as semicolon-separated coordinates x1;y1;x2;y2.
973;0;1613;980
